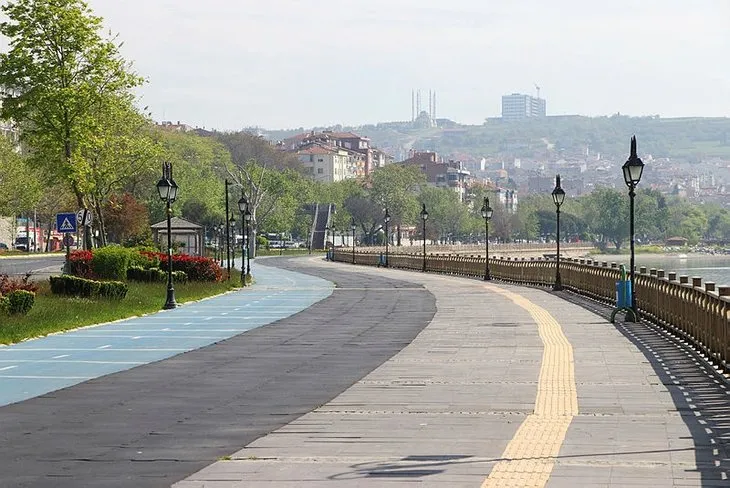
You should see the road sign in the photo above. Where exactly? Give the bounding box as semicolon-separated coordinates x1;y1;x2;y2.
56;212;77;233
62;234;74;247
77;209;92;226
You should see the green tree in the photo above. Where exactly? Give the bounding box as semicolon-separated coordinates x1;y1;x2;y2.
0;0;144;246
580;187;627;250
369;165;425;245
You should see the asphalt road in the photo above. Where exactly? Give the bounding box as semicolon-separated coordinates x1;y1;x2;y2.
0;254;64;279
0;257;436;487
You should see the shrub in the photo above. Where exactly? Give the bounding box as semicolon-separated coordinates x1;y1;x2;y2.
144;252;223;282
0;273;38;294
127;266;187;284
67;250;94;278
2;290;35;315
132;249;160;269
91;246;132;281
49;275;127;300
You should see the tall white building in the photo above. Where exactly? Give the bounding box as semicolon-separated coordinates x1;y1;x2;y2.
501;93;546;119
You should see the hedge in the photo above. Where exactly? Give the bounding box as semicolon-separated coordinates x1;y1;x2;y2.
50;275;128;300
0;290;35;315
127;266;187;284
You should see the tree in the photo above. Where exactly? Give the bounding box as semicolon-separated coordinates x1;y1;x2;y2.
103;193;150;245
369;165;425;245
580;187;627;250
0;0;144;248
0;137;41;217
76;98;160;245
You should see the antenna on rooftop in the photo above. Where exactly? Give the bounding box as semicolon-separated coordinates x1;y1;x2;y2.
534;83;541;99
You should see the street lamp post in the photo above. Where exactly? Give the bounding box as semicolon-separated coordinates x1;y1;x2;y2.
238;195;247;286
229;214;236;266
156;161;179;310
551;175;566;291
351;218;356;264
480;197;493;280
218;224;224;267
384;208;391;267
245;208;251;276
420;204;428;272
622;136;645;322
224;179;231;280
324;225;330;260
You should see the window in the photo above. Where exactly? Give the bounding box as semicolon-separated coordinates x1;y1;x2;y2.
318;168;324;174
318;158;324;162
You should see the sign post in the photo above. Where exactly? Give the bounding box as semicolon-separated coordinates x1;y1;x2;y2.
56;213;77;274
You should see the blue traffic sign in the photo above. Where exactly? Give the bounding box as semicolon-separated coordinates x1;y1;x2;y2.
56;212;77;233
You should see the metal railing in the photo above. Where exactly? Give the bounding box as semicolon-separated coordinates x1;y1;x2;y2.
332;248;730;372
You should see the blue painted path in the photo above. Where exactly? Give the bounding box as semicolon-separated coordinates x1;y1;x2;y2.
0;258;333;406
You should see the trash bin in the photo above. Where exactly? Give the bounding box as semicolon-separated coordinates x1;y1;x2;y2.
615;280;631;308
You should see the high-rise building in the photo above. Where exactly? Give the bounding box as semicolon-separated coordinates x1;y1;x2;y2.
501;93;546;119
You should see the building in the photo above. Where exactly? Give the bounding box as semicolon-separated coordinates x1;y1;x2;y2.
283;130;390;181
397;151;472;202
501;93;546;119
296;144;352;182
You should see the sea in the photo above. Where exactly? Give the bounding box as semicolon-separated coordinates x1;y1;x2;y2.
590;253;730;288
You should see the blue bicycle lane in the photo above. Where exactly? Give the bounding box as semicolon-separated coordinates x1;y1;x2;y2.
0;258;333;407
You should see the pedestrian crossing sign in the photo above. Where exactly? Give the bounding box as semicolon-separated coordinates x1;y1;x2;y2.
56;212;77;233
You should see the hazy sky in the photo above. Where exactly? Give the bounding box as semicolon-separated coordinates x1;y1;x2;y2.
26;1;730;129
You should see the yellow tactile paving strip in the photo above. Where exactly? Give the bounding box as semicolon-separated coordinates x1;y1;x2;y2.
481;287;578;488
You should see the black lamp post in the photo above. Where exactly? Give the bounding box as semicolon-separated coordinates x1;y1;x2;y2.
238;195;247;286
229;214;236;266
622;135;645;322
552;175;566;291
245;208;251;276
351;218;356;264
480;197;493;281
420;203;428;272
156;161;179;310
218;224;224;267
384;208;391;267
224;179;231;279
324;225;330;260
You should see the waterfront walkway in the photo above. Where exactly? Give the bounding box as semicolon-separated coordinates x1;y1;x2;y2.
176;257;730;488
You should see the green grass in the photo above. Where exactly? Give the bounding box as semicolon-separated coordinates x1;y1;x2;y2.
0;278;241;345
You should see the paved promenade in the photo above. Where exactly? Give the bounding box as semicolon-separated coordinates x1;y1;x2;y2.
176;257;730;487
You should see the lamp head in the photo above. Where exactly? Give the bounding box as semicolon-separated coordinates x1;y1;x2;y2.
238;196;247;213
622;135;645;188
384;208;391;224
420;203;428;221
552;174;566;207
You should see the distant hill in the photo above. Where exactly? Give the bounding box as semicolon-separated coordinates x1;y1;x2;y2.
258;115;730;163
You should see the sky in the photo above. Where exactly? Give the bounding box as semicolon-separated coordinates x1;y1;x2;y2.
7;0;730;130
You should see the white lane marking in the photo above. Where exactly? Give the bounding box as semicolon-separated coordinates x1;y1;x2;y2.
234;308;241;311
0;348;189;352
184;323;192;326
0;366;17;371
0;375;93;379
221;312;228;315
163;328;172;331
132;336;142;340
98;345;112;349
52;354;70;359
204;317;213;321
0;360;143;364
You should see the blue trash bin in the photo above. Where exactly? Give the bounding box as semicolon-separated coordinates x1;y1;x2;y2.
615;280;632;308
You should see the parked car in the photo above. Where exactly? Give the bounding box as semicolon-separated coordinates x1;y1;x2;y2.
0;242;8;251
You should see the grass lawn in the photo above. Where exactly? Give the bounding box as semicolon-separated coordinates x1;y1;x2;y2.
0;278;241;345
